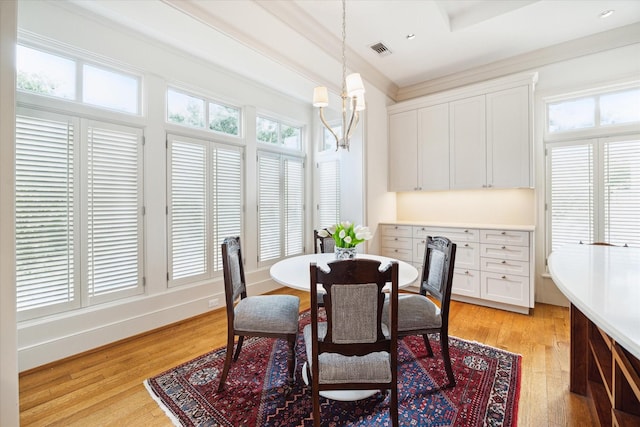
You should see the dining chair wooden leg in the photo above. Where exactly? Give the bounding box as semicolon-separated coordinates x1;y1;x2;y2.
440;333;456;387
232;335;244;361
390;386;399;427
421;334;434;357
218;333;235;392
287;336;297;384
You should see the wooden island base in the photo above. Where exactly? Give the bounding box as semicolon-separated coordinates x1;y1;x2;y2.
570;304;640;426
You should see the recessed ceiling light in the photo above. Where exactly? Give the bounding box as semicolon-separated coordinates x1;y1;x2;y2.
406;34;416;40
600;9;614;18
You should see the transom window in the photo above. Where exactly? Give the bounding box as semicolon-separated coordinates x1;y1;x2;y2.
256;116;302;150
166;87;241;137
17;44;141;115
547;87;640;134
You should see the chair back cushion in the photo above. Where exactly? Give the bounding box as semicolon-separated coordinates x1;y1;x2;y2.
330;283;379;343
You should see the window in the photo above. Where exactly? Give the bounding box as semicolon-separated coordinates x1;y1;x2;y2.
547;87;640;134
547;135;640;251
17;44;141;114
257;152;304;263
15;108;144;320
167;134;243;285
545;84;640;255
167;88;240;137
256;116;302;150
317;159;341;228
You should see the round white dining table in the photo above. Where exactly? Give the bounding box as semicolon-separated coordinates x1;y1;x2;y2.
270;252;419;401
270;252;419;291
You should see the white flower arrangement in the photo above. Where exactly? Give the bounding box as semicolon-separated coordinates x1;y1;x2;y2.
318;221;373;248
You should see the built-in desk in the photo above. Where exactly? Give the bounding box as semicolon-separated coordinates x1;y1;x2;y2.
549;244;640;426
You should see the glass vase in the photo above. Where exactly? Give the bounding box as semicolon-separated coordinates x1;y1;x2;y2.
335;246;357;260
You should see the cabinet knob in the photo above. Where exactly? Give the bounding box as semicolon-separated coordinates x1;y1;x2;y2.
464;229;469;233
464;243;469;247
502;275;507;279
394;237;398;240
501;231;506;235
501;245;507;250
501;260;507;264
465;271;470;275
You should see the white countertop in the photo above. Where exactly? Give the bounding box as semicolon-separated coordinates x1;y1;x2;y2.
381;221;535;231
548;244;640;359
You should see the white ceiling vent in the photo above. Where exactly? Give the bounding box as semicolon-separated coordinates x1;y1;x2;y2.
369;42;392;57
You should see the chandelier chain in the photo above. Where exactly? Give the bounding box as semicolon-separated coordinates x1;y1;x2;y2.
341;0;346;96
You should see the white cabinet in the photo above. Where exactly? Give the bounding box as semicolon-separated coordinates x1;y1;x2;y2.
388;105;449;191
388;110;418;191
418;104;449;191
486;86;531;188
380;223;534;314
449;95;486;189
388;73;536;192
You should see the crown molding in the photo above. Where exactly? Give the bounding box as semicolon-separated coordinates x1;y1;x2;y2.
396;22;640;102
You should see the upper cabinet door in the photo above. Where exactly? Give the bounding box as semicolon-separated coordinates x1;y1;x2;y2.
450;95;486;189
388;110;418;191
486;86;531;188
418;103;449;191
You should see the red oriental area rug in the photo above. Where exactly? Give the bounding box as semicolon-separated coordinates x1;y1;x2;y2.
145;311;521;426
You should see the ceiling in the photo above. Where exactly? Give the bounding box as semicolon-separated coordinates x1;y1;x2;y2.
68;0;640;102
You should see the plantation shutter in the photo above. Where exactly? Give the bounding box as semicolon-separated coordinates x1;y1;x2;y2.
548;142;594;251
212;145;243;271
168;135;208;283
284;157;304;256
85;121;143;302
15;111;79;316
317;159;340;228
603;135;640;247
257;152;282;262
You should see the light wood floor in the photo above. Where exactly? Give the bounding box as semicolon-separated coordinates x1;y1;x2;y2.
19;288;598;426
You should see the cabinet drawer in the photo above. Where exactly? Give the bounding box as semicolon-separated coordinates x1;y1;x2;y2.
452;268;480;298
481;272;529;307
413;238;426;264
480;229;529;246
481;257;529;276
455;242;480;270
381;224;412;238
414;226;479;242
480;243;529;261
381;235;412;250
380;247;413;263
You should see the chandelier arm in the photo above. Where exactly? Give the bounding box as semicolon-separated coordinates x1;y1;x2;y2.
345;111;360;142
318;107;340;148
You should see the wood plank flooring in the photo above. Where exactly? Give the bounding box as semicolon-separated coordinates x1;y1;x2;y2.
19;288;598;426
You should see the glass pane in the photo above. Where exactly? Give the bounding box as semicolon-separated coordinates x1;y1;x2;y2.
256;117;278;144
86;124;141;296
281;124;301;150
603;138;640;247
548;97;595;133
16;45;76;99
209;103;240;136
15;114;75;311
167;89;205;128
600;89;640;126
83;65;139;114
550;143;594;251
170;139;208;280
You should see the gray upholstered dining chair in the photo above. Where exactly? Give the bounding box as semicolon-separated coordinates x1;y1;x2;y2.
218;236;300;392
383;235;457;388
304;259;399;427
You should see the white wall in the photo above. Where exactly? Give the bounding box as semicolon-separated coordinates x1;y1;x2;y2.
16;1;317;371
0;1;20;424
